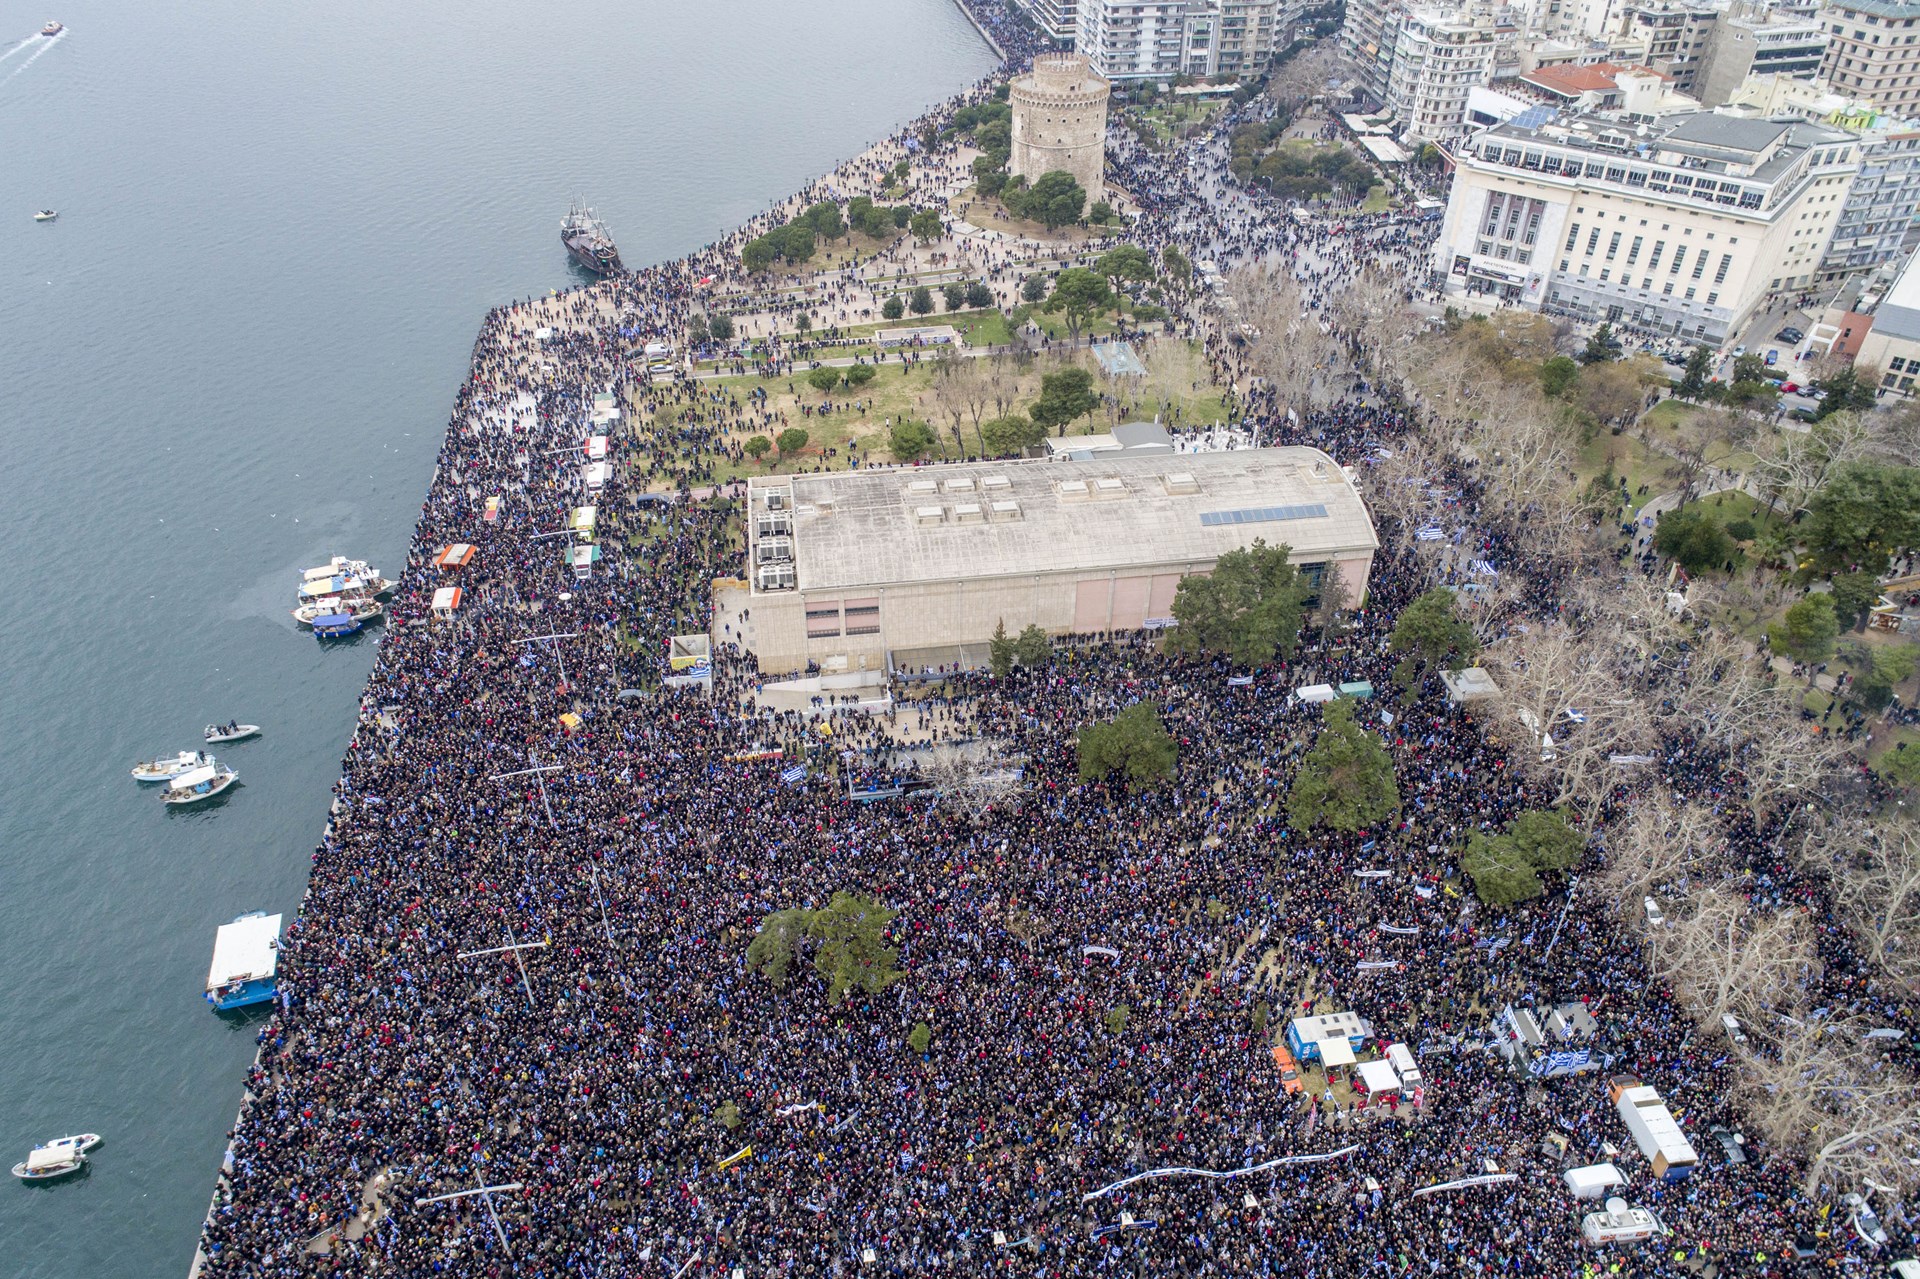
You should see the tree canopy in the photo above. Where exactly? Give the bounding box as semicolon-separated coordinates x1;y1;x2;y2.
1769;594;1840;663
1388;586;1477;687
1077;702;1178;791
1653;507;1736;575
1460;810;1586;907
1165;539;1310;668
1028;366;1098;435
1003;170;1087;228
1042;268;1115;341
1803;462;1920;574
1287;698;1399;832
744;893;904;1004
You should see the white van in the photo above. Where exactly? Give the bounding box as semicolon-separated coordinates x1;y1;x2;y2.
1386;1043;1422;1092
1564;1164;1628;1201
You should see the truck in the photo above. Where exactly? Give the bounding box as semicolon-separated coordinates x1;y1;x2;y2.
1613;1083;1698;1181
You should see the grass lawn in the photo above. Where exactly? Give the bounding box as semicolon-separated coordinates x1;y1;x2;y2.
1687;489;1778;535
948;188;1112;243
1576;430;1671;518
1360;185;1393;214
1127;98;1223;147
635;337;1235;486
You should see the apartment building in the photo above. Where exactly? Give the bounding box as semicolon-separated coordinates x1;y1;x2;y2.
1080;0;1283;80
1386;7;1508;138
1013;0;1081;44
1613;0;1721;93
1822;0;1920;112
1342;0;1411;101
1434;111;1858;341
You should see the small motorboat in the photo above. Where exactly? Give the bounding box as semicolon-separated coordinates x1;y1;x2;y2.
299;558;392;599
33;210;57;222
40;21;62;37
291;596;382;628
12;1134;100;1182
164;762;238;807
132;750;207;783
204;723;261;745
312;612;363;640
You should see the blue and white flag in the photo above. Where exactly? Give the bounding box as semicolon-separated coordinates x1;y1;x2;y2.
1415;525;1443;541
1563;708;1588;723
1470;560;1498;576
780;764;807;784
1227;674;1254;687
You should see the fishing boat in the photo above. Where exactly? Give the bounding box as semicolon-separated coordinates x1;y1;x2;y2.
204;723;261;745
561;203;624;276
164;762;238;807
205;911;282;1010
12;1134;99;1182
132;750;206;783
40;21;62;36
33;210;57;222
312;612;363;640
291;595;382;628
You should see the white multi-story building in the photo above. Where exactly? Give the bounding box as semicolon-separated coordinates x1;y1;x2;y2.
1079;0;1284;81
1013;0;1081;44
1386;7;1508;139
1433;110;1858;341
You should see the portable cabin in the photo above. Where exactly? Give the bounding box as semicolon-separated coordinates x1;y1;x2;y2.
205;912;283;1010
431;587;463;619
1294;683;1337;704
434;544;476;570
1564;1164;1628;1201
1286;1011;1372;1061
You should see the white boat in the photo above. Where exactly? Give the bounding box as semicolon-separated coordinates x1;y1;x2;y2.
164;762;238;806
132;750;207;783
299;558;392;599
33;210;57;222
12;1134;100;1182
206;912;283;1010
204;723;261;745
291;596;383;628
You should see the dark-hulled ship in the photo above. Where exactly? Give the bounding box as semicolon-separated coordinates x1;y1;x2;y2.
561;203;624;276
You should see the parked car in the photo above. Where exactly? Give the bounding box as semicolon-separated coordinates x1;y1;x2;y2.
1643;897;1666;926
1844;1193;1889;1249
1776;326;1805;343
1731;345;1747;359
1790;406;1820;422
1272;1042;1303;1095
1708;1125;1748;1166
1722;1014;1747;1044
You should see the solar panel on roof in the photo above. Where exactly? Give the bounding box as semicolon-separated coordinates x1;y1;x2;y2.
1199;504;1330;528
1509;105;1558;131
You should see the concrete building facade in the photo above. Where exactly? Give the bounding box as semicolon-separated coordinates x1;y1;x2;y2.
1822;0;1920;112
1009;53;1112;202
735;450;1379;676
1694;6;1828;106
1433;111;1857;341
1851;245;1920;391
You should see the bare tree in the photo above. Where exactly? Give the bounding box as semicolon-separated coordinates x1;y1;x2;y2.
1664;405;1753;505
1749;410;1874;516
1652;886;1816;1032
1232;264;1339;429
1265;43;1343;108
1466;383;1576;513
1737;1014;1920;1198
1596;788;1726;915
1830;819;1920;993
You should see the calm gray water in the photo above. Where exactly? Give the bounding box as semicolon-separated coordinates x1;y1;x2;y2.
0;3;991;1272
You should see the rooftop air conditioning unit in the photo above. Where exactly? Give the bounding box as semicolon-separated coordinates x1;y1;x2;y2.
1094;477;1127;499
945;477;976;493
953;502;984;523
981;475;1012;491
914;505;945;526
908;479;939;496
765;491;788;511
1164;472;1200;495
1058;479;1091;500
991;499;1022;520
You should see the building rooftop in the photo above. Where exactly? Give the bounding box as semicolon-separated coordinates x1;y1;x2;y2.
1520;62;1661;98
750;448;1378;595
1873;248;1920;342
1826;0;1920;17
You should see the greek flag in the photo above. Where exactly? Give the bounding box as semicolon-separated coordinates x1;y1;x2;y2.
1227;674;1254;687
1563;708;1588;723
1415;525;1443;541
1470;560;1497;576
780;764;807;784
688;658;711;677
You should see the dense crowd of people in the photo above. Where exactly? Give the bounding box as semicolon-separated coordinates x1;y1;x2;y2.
193;7;1914;1278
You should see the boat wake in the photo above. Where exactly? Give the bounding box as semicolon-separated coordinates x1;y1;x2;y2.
0;33;40;63
3;30;62;82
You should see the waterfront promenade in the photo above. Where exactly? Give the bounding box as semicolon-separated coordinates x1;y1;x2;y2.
190;5;1914;1276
